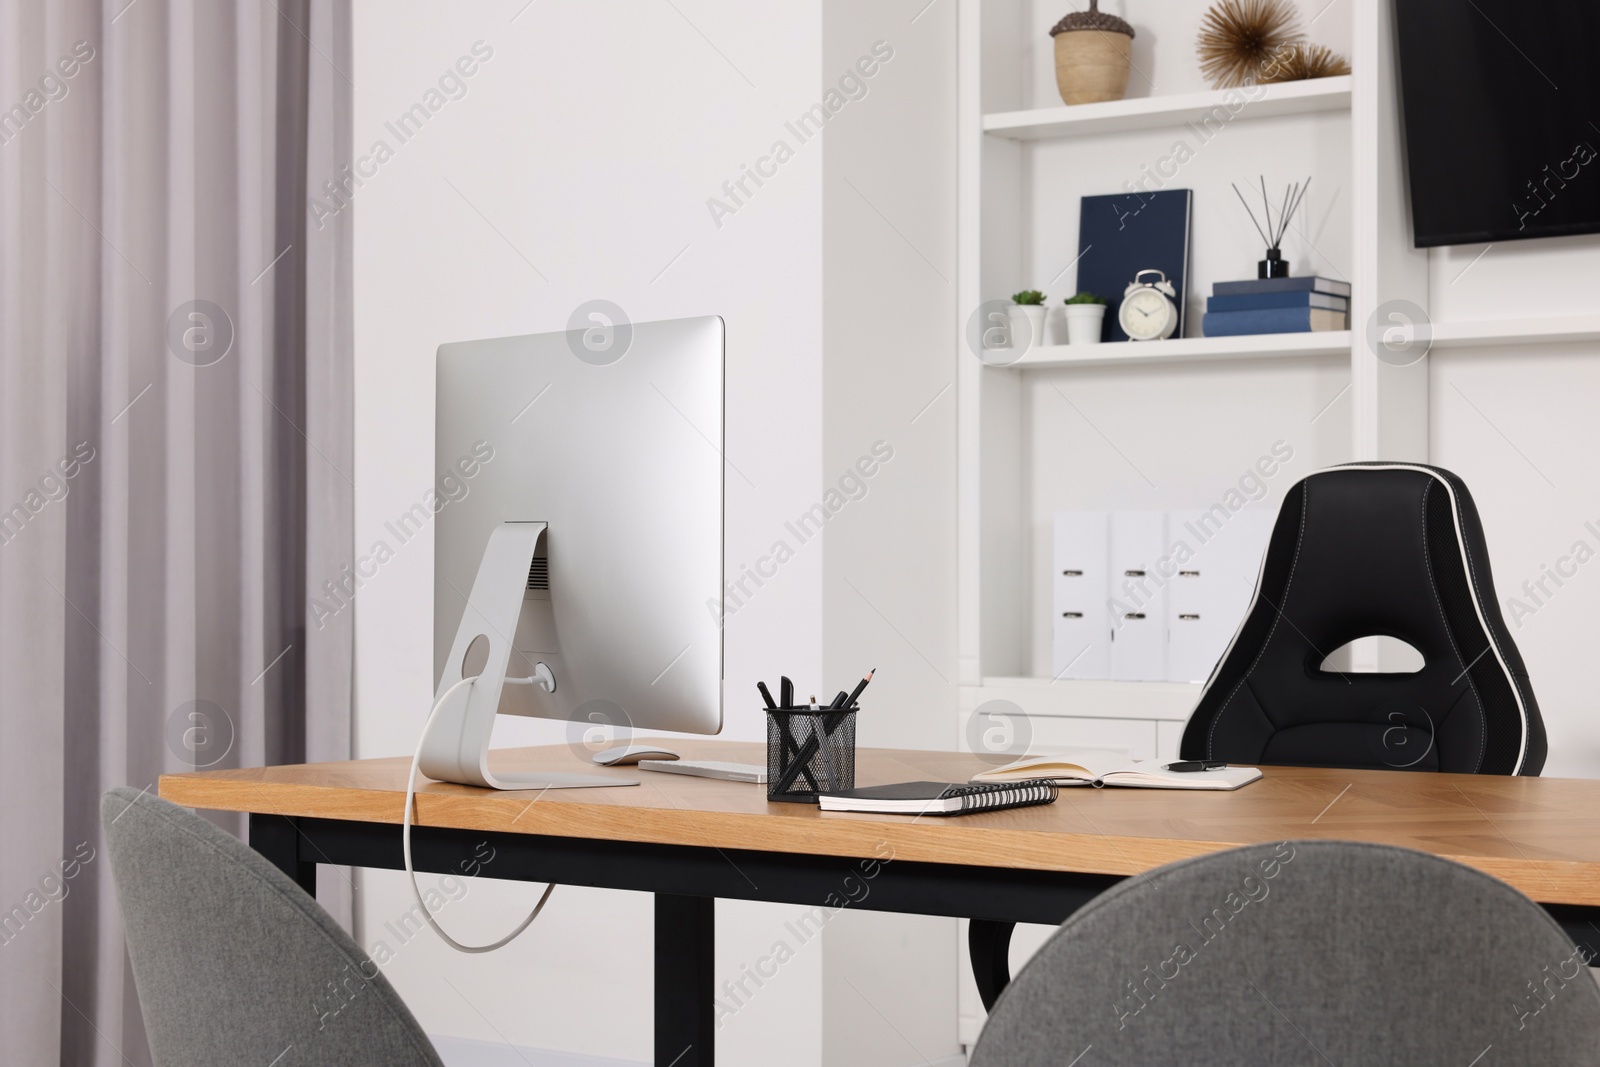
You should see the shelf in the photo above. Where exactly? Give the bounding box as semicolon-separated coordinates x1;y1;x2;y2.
1429;315;1600;349
971;677;1200;722
1001;330;1351;369
983;76;1351;141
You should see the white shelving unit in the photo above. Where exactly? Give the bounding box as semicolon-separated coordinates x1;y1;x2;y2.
982;75;1352;140
1430;315;1600;349
956;0;1391;713
954;0;1415;1043
1010;330;1352;369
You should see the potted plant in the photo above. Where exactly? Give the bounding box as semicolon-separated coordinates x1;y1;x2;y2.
1063;292;1107;345
1049;1;1136;106
1009;290;1047;349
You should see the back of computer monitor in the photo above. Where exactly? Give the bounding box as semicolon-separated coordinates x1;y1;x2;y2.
434;315;724;738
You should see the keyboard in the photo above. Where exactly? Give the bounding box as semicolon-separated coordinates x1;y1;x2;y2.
637;759;767;784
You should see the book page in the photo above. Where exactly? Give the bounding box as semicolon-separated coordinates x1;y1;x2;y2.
971;748;1132;784
1100;762;1263;791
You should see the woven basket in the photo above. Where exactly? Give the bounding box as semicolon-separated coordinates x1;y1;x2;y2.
1054;30;1133;105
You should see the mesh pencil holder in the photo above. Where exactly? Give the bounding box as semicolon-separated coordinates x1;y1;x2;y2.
765;707;857;803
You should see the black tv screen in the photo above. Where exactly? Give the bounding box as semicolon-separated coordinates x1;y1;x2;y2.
1395;0;1600;247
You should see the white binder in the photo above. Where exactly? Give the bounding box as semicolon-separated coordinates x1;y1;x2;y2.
1166;509;1275;683
1052;511;1110;680
1109;510;1169;682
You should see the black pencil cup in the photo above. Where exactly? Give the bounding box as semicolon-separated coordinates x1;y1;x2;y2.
766;707;857;803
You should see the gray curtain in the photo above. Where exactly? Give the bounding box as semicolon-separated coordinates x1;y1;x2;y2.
0;2;354;1063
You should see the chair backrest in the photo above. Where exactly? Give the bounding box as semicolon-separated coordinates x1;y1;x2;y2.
971;840;1600;1066
1180;463;1545;774
102;787;443;1066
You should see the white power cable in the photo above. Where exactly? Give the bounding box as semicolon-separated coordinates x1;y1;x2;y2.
403;674;555;953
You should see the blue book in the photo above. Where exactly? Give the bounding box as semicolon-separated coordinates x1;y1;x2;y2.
1207;291;1349;313
1202;307;1349;337
1077;189;1193;342
1212;276;1352;298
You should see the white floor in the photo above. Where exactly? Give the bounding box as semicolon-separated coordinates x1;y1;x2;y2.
431;1035;646;1067
432;1035;969;1067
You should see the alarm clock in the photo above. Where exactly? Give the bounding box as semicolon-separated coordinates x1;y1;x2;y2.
1119;269;1179;341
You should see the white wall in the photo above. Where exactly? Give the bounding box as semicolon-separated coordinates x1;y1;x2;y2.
820;1;962;1065
1428;236;1600;778
351;2;825;1061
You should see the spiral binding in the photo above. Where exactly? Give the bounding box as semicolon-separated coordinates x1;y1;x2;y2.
949;778;1058;814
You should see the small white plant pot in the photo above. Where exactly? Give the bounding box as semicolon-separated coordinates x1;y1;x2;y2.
1063;303;1106;345
1007;305;1047;350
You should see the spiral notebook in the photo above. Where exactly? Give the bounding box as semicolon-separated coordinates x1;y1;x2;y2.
816;779;1058;816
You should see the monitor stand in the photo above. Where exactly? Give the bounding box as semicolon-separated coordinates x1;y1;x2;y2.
419;521;638;791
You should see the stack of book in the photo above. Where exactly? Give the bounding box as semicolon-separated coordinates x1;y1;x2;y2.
1201;276;1351;337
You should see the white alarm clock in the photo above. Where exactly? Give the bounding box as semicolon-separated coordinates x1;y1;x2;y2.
1119;269;1180;341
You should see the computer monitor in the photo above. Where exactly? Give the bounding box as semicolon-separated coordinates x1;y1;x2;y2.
423;315;725;789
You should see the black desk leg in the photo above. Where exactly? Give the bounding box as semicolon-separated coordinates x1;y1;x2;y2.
656;894;714;1067
969;919;1016;1012
250;814;317;897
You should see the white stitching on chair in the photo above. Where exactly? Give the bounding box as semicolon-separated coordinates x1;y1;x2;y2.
1208;481;1310;758
1447;470;1524;769
1351;462;1527;771
1420;479;1486;770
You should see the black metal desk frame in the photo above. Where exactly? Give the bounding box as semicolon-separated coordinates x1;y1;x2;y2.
249;814;1600;1067
248;814;1116;1066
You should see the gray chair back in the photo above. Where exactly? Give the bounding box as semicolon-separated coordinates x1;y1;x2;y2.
102;787;443;1066
971;840;1600;1066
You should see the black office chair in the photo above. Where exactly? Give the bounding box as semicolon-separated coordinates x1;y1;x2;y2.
1180;463;1546;774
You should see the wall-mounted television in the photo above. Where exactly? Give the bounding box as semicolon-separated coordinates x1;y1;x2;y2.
1395;0;1600;248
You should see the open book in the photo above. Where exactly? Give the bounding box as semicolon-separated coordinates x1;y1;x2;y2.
971;749;1262;791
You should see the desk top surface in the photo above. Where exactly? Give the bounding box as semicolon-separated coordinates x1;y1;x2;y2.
160;740;1600;906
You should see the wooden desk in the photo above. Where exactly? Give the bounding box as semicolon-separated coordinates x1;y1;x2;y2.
162;741;1600;1065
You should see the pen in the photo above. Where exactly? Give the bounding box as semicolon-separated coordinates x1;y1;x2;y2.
779;676;794;710
764;681;818;790
808;696;840;788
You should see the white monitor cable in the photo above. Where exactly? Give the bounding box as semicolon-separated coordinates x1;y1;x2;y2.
403;674;554;953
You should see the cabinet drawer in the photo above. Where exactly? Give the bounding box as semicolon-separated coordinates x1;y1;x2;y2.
970;713;1158;761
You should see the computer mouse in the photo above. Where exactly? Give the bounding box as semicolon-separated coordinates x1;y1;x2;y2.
592;745;681;767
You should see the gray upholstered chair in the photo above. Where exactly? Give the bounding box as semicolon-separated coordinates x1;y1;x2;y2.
971;840;1600;1066
102;786;443;1066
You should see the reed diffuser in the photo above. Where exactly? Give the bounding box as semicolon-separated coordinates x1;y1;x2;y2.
1232;176;1310;278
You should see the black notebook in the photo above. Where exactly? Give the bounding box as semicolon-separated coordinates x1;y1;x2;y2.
817;779;1058;816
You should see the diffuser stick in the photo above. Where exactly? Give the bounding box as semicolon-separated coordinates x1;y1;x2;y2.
1283;177;1312;241
1232;182;1272;248
1260;176;1273;244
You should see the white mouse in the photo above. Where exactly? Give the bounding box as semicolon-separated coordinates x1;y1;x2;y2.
593;744;681;767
